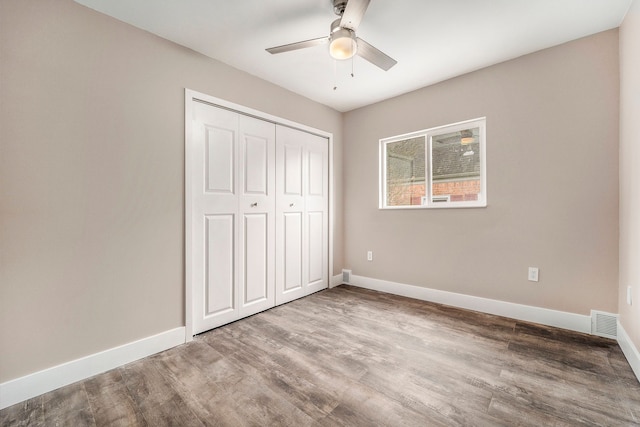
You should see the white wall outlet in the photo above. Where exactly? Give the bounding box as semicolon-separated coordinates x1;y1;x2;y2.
627;286;633;305
528;267;539;282
367;251;373;261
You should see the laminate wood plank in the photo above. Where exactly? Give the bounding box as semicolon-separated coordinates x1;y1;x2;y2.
317;378;450;427
41;382;95;426
359;366;495;427
204;324;347;420
487;396;577;427
498;368;634;425
509;332;615;377
304;287;517;354
84;369;147;427
0;396;43;427
120;358;204;426
209;315;371;383
154;345;245;426
217;353;328;424
505;340;620;394
177;344;320;427
609;345;640;381
615;377;640;423
165;340;243;388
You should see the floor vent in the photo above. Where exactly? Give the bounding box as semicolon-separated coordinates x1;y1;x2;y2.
342;269;352;284
591;310;618;339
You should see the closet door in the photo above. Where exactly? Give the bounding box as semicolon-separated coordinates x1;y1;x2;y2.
304;131;329;295
275;125;328;305
191;103;239;334
190;102;275;334
238;116;275;318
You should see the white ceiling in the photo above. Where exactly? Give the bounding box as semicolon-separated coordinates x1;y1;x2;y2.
74;0;631;112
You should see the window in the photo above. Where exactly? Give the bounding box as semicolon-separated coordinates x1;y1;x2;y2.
380;118;486;209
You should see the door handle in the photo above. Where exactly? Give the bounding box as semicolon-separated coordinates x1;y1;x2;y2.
250;202;258;207
289;203;295;207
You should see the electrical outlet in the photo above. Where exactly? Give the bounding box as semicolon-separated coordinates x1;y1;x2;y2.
627;286;633;305
528;267;539;282
367;251;373;261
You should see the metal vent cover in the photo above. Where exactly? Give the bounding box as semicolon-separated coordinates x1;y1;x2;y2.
342;269;351;284
591;310;618;339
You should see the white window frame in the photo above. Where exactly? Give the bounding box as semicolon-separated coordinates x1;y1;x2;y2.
379;117;487;209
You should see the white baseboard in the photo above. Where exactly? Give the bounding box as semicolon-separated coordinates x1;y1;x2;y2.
617;321;640;382
0;327;185;410
349;275;592;334
330;274;343;288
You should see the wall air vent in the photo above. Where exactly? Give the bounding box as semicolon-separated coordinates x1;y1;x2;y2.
342;269;352;284
591;310;618;339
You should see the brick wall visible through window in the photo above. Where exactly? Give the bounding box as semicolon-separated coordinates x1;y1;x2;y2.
386;136;425;206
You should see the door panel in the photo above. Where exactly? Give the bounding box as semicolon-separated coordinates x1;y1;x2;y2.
205;214;235;315
284;145;303;195
308;150;324;196
308;211;323;284
206;127;235;194
243;213;268;304
244;135;268;195
283;212;303;292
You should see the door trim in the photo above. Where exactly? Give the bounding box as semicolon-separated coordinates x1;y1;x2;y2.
184;88;334;341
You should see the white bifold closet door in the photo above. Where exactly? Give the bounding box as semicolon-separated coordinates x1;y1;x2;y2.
191;102;276;334
190;100;328;335
275;125;328;305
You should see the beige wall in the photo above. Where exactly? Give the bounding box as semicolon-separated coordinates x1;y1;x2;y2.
0;0;343;382
619;0;640;352
343;30;620;316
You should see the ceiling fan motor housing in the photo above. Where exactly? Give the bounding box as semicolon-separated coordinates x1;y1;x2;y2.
333;0;348;16
330;18;343;33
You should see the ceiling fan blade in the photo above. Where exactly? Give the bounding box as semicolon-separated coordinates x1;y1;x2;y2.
340;0;370;31
266;37;329;54
356;37;397;71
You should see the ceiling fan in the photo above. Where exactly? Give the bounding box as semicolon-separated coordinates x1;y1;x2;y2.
266;0;397;71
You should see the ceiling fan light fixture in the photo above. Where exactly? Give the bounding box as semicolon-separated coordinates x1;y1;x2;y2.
329;28;357;59
460;130;475;145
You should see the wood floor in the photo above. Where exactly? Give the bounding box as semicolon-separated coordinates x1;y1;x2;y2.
2;285;639;426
